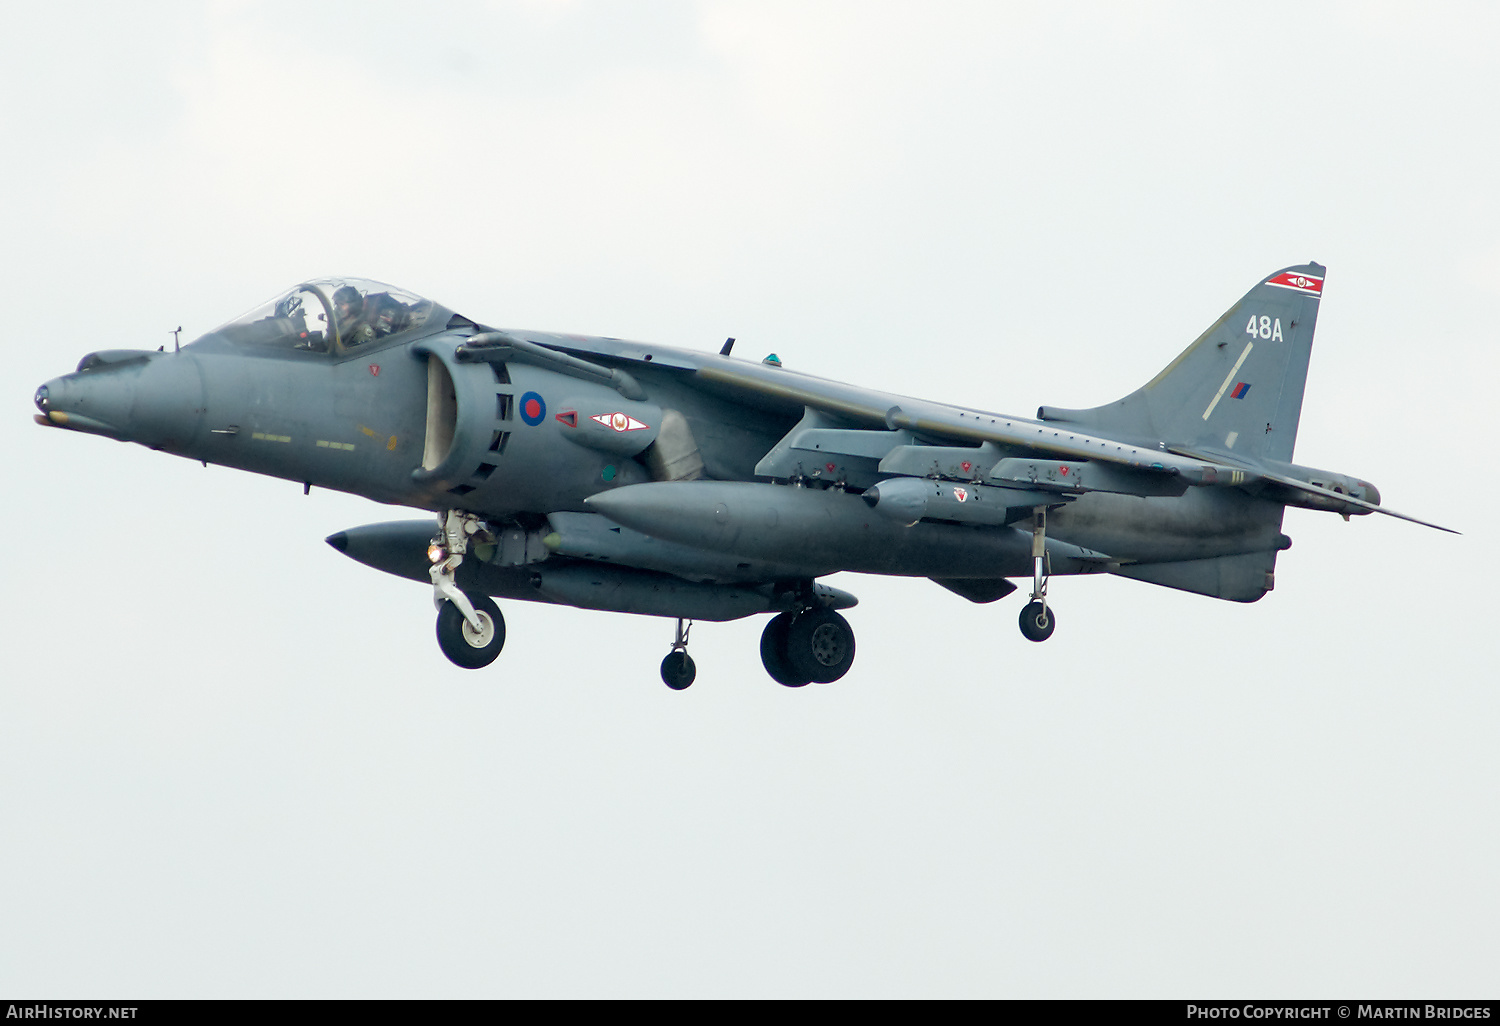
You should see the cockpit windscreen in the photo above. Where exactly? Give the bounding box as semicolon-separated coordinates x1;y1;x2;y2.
207;278;434;354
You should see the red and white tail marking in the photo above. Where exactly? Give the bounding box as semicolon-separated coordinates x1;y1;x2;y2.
1265;271;1323;296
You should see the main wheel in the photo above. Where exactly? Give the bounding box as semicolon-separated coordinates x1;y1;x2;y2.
760;612;810;688
784;608;856;684
436;593;506;668
1018;600;1056;642
661;650;696;690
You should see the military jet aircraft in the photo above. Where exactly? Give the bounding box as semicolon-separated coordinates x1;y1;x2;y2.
33;264;1452;689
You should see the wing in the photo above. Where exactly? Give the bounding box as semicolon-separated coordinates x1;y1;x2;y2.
515;326;1456;533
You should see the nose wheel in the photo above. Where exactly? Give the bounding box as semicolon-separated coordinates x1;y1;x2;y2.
436;592;506;668
661;618;697;689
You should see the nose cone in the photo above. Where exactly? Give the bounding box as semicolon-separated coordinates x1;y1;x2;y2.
34;367;135;439
34;350;204;449
1358;480;1381;507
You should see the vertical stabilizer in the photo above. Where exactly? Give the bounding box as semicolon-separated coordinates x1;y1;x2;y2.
1038;263;1325;462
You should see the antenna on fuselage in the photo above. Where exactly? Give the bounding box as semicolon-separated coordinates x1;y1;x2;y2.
719;337;735;356
172;326;182;352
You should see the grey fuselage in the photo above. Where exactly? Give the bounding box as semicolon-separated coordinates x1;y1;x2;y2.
36;267;1383;615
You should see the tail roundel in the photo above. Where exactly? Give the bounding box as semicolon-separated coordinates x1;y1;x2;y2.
1038;262;1326;463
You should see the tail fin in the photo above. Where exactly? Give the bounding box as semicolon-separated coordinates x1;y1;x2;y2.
1039;262;1325;462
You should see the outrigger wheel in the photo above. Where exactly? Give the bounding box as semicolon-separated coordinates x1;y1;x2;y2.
660;650;697;690
1018;600;1056;642
1018;506;1057;643
660;617;697;689
436;592;506;668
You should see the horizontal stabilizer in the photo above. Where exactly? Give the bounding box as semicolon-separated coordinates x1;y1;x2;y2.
1254;468;1459;534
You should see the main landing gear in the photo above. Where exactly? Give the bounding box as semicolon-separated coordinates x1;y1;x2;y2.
430;510;507;669
759;606;856;687
1019;506;1057;642
657;599;857;691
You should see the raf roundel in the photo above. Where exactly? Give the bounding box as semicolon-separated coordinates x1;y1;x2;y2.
519;391;546;426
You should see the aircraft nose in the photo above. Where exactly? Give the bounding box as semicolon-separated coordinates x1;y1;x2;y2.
33;368;134;439
34;349;205;448
1359;480;1381;506
129;351;206;449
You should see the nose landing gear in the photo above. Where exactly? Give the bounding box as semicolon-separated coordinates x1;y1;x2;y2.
429;510;507;669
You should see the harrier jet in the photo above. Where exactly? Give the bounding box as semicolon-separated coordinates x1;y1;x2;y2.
33;264;1450;689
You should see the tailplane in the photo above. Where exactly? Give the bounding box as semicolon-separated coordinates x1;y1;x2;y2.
1039;262;1326;462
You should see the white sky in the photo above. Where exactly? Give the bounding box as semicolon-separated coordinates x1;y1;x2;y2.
2;0;1497;998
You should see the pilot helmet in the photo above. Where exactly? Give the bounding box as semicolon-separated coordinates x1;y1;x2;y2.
333;285;364;318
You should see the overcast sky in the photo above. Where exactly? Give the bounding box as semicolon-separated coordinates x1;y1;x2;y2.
2;0;1497;998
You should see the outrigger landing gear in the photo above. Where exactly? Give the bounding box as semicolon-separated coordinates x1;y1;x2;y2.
661;618;697;690
759;587;857;687
429;510;506;669
1019;507;1057;642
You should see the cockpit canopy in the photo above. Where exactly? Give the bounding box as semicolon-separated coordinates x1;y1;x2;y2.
203;278;437;354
